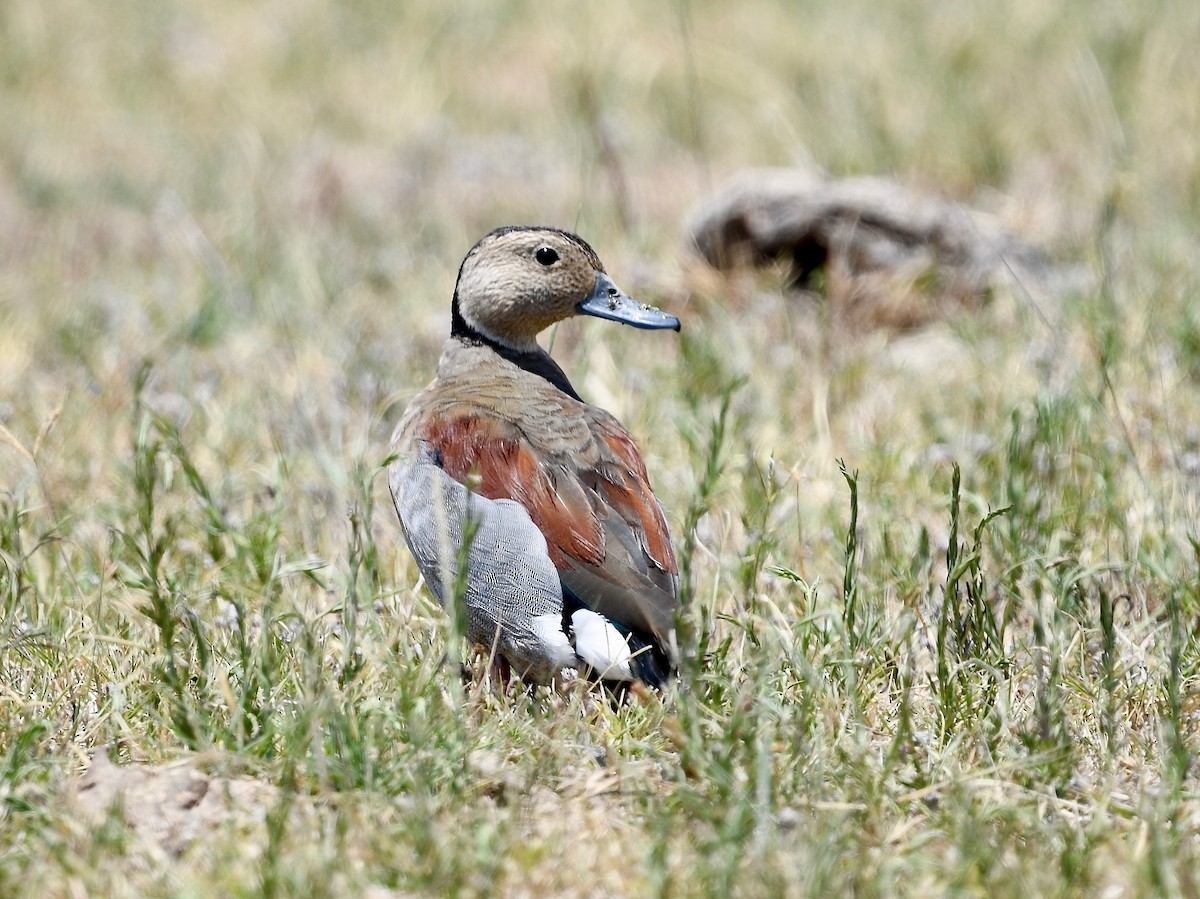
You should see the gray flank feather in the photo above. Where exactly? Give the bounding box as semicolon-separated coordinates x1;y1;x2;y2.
389;442;576;682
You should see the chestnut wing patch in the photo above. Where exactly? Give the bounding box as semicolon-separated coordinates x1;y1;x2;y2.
592;421;678;576
422;414;604;567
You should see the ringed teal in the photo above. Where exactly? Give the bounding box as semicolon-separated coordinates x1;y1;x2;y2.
389;226;680;686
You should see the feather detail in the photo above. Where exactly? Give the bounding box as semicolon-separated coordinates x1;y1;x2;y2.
570;609;634;681
531;614;580;670
593;424;678;575
423;414;605;566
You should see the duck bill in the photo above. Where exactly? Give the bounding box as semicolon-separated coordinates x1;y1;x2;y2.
577;273;681;331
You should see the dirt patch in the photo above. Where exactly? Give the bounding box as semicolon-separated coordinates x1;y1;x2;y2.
70;753;281;858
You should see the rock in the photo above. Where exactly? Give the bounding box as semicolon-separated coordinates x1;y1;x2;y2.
686;169;1081;331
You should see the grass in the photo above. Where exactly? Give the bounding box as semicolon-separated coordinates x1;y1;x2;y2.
3;0;1200;895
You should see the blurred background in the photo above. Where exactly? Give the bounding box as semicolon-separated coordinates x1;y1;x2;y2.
6;0;1197;511
3;0;1200;894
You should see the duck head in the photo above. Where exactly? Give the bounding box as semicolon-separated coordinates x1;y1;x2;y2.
451;226;680;353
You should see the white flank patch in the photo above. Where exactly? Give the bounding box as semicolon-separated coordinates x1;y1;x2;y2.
570;610;634;681
531;614;579;670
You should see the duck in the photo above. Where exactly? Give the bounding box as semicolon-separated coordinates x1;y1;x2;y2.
389;225;681;687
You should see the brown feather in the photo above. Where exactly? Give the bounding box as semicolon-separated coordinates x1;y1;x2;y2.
595;428;678;575
423;415;605;566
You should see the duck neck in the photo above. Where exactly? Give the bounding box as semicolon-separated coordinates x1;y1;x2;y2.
451;298;583;402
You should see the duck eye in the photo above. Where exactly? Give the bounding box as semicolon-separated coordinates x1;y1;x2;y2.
535;246;559;266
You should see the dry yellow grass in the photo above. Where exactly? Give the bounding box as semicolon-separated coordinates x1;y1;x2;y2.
3;0;1200;896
